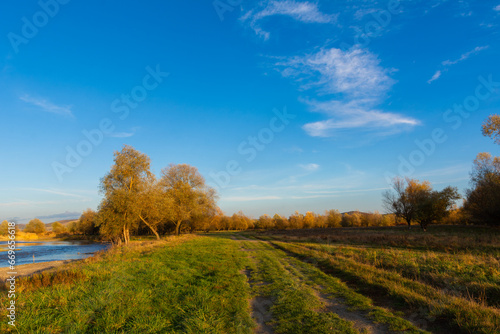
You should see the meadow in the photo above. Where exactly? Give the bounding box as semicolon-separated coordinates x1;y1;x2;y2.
1;226;499;333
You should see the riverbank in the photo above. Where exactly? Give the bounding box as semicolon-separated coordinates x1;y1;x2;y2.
0;259;79;280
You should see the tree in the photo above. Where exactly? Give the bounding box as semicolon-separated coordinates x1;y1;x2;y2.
137;178;172;239
414;186;461;231
77;209;99;235
98;145;153;244
482;114;500;144
257;214;274;229
0;220;9;235
463;153;500;226
273;214;288;229
160;164;217;236
325;210;342;228
303;211;316;228
383;177;432;229
288;211;304;229
52;222;67;234
24;218;46;234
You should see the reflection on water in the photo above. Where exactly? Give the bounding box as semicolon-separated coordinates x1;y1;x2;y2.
0;240;110;267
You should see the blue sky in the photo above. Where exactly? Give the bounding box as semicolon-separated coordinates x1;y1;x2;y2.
1;0;499;223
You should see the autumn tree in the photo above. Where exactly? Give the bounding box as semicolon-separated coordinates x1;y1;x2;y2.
51;222;67;234
24;218;46;234
77;209;99;235
208;208;225;231
137;178;173;239
482;114;500;144
0;220;9;235
383;177;432;229
273;214;288;229
464;153;500;226
381;214;396;226
414;186;460;231
257;214;274;229
160;164;217;236
288;211;304;229
303;211;317;228
325;209;342;228
98;145;153;244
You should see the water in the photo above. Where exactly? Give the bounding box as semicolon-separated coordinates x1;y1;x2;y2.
0;240;110;267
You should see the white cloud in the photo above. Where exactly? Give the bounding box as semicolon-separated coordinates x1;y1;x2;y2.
299;163;319;171
20;95;73;117
302;100;419;137
427;70;442;84
241;1;336;39
276;47;418;137
442;45;489;66
429;46;489;83
278;47;394;98
494;4;500;11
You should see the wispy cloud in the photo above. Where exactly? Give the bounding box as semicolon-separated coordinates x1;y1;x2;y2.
494;4;500;11
276;47;418;137
428;46;489;83
241;1;336;39
427;70;441;84
21;188;88;199
277;47;394;98
301;100;419;137
107;127;140;138
224;196;282;202
20;95;73;117
441;46;489;66
299;163;319;171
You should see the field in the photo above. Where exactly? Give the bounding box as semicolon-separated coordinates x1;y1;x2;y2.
1;226;499;333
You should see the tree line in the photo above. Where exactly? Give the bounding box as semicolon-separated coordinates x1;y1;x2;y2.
2;114;497;241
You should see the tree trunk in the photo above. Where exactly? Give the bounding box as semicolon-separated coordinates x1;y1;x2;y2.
123;226;127;245
175;220;182;236
139;215;160;240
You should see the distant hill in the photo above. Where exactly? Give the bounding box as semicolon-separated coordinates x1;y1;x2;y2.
48;219;78;231
54;219;79;226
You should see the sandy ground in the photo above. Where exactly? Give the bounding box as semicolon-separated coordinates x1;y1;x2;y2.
0;260;79;281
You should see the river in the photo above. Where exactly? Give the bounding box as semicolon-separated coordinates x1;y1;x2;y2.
0;240;110;267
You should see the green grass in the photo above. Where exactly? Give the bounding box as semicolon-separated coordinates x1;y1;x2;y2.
256;234;500;334
238;238;360;334
1;226;499;333
0;235;254;333
235;236;426;333
299;242;500;307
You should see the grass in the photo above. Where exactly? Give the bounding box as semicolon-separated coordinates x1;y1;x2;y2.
1;225;498;333
236;235;426;333
250;225;500;333
0;235;254;333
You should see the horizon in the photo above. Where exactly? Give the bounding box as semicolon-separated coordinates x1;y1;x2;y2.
1;1;500;224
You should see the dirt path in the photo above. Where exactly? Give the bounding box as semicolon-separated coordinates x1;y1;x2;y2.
231;234;394;334
0;260;79;281
231;235;274;334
